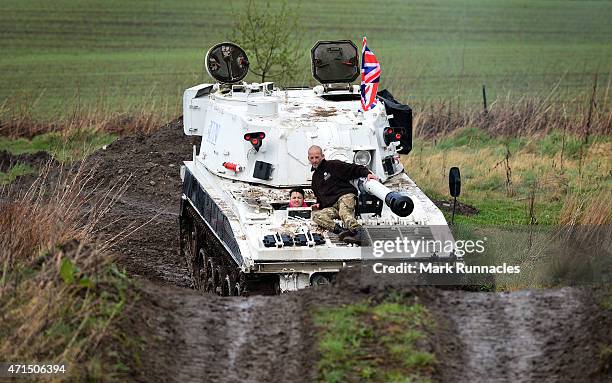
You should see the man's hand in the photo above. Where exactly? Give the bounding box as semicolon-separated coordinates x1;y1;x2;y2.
311;203;320;210
367;173;379;181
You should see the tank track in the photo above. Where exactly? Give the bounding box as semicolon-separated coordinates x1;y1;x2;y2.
180;201;278;296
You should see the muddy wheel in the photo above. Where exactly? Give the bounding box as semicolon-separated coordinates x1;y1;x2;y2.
214;265;224;295
193;248;208;291
205;259;217;294
224;276;232;296
221;271;231;296
232;281;242;296
204;261;215;293
225;273;240;296
182;219;202;290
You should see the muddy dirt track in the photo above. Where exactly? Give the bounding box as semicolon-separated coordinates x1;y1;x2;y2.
11;119;611;382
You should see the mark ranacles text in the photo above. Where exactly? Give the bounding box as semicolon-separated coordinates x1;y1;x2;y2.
372;262;521;274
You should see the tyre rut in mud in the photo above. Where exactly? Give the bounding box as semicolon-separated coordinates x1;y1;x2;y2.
429;288;612;383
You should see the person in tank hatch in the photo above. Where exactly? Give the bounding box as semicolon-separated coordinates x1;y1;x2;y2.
288;187;308;208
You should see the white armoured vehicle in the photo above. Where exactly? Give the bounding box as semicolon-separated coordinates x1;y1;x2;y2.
179;41;458;295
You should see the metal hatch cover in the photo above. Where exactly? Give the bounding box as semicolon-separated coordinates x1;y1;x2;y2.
311;40;359;84
205;42;250;84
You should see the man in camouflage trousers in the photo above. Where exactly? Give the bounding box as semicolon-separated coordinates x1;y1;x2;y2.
308;145;378;245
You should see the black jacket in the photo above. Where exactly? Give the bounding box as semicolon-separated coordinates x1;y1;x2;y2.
311;159;371;208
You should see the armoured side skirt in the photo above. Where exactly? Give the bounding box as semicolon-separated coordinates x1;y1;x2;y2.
181;167;244;267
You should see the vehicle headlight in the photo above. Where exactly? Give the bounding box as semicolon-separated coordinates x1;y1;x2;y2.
353;150;371;166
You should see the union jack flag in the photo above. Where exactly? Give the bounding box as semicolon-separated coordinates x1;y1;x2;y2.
360;36;380;112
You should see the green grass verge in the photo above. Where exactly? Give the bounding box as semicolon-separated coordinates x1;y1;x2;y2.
0;247;142;381
315;295;436;383
0;128;117;162
0;128;116;185
598;286;612;311
0;163;36;185
446;197;562;226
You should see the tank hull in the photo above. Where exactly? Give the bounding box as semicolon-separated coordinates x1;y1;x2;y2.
179;158;458;294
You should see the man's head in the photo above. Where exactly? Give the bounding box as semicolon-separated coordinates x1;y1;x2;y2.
308;145;324;169
288;187;305;207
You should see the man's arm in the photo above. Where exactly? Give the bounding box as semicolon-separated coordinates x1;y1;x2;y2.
311;188;320;210
333;160;375;180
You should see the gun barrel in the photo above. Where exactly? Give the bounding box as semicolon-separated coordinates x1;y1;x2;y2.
361;179;414;217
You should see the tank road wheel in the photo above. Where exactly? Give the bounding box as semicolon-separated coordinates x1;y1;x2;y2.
204;263;214;293
220;268;231;296
223;275;231;296
182;218;202;290
194;248;209;291
232;280;242;296
213;266;223;296
231;271;246;296
205;259;218;294
225;272;241;296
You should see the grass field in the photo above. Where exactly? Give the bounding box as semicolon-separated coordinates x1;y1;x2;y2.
1;0;611;120
404;127;612;226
